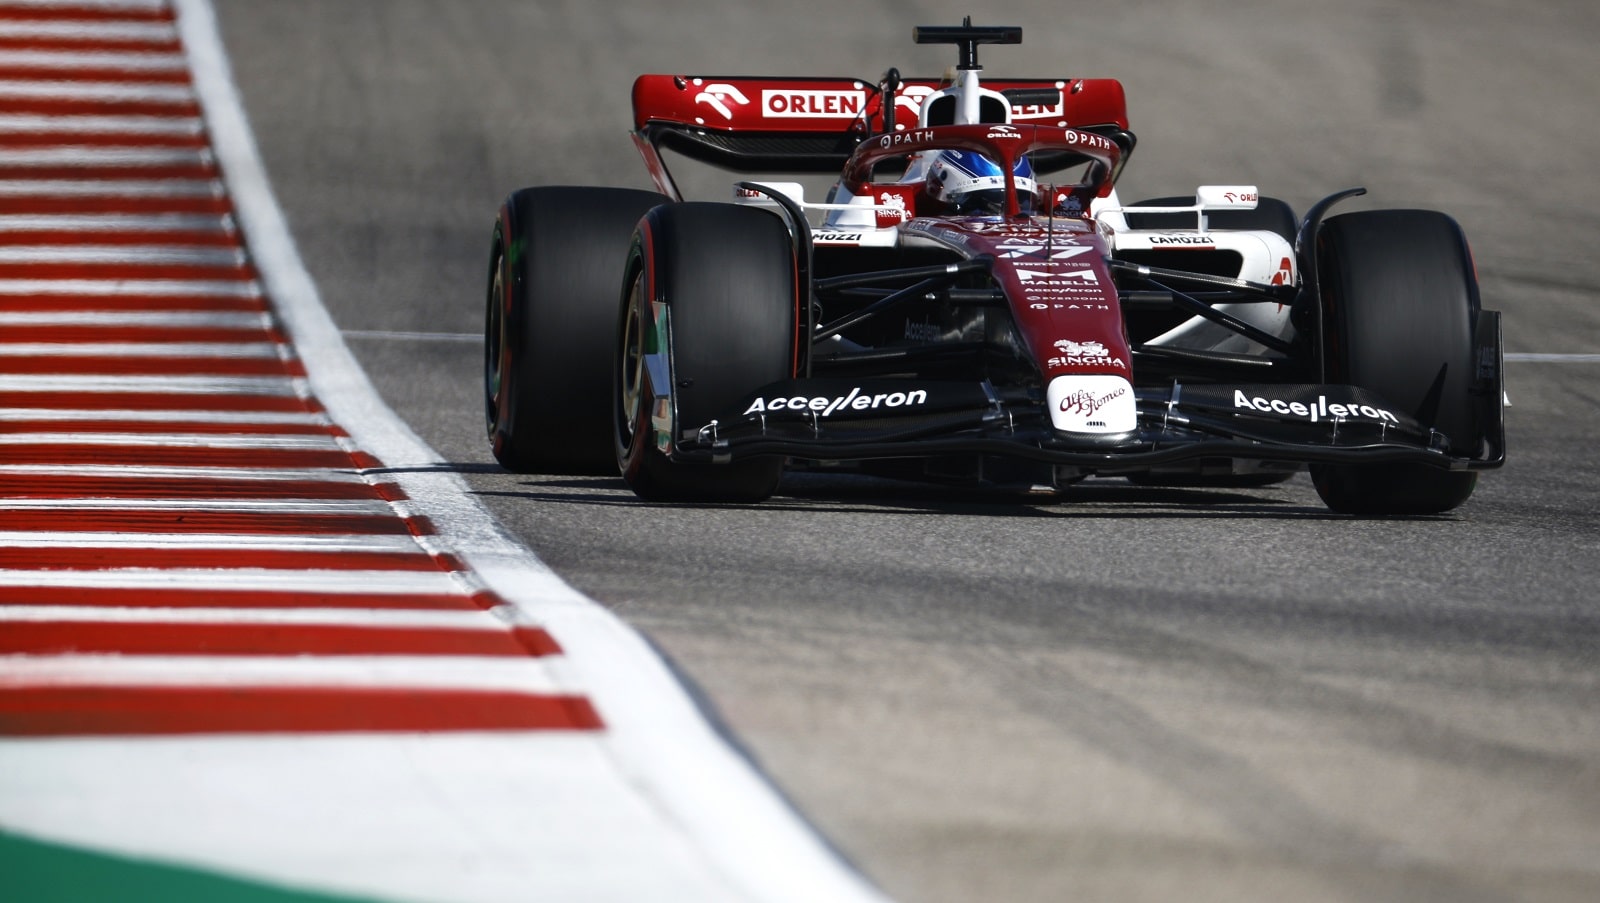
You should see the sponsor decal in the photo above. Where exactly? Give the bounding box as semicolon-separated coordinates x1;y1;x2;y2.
997;240;1097;260
1011;100;1065;121
877;190;910;226
904;319;940;342
987;124;1021;139
1222;190;1258;204
1048;338;1127;370
1028;301;1112;310
813;231;865;243
1232;390;1398;424
1054;192;1084;216
1270;255;1293;287
762;89;866;118
742;386;930;417
1060;130;1116;152
1058;384;1126;416
961;221;1083;237
1048;374;1137;433
1017;268;1099;285
878;128;936;149
894;85;936;118
1149;234;1215;246
694;82;750;120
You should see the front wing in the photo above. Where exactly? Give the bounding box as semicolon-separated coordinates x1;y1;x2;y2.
666;314;1507;475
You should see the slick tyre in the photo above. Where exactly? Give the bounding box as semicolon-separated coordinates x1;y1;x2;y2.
615;203;798;503
1309;209;1481;515
485;186;668;473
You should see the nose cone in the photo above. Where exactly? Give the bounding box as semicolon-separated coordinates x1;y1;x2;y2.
1048;374;1137;434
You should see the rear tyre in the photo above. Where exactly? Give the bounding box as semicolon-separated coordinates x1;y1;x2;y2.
1309;210;1480;515
1123;195;1297;241
485;186;667;473
615;203;797;502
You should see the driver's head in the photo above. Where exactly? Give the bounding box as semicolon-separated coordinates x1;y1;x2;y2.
925;149;1036;214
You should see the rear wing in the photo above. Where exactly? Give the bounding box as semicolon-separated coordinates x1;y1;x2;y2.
631;75;1131;200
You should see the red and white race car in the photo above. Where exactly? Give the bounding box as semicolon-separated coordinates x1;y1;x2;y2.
483;19;1504;514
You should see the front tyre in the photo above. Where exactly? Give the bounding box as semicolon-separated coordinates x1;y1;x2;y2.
615;203;798;503
1309;210;1481;515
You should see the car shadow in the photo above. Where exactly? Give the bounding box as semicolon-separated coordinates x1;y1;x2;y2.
373;462;1460;522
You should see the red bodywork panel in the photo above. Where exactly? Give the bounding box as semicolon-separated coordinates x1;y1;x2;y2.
631;75;1129;134
904;217;1130;382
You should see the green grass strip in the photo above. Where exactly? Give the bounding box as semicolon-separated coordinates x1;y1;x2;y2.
0;827;390;903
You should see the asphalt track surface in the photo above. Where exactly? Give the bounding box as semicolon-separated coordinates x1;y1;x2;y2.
214;2;1600;901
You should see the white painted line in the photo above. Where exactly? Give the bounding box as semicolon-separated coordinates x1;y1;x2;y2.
0;179;224;197
0;310;269;327
0;50;189;72
0;606;505;630
0;113;202;134
0;22;177;42
0;532;426;553
0;374;300;394
0;147;212;167
0;498;393;514
0;433;340;449
0;279;262;297
0;408;326;424
175;1;890;901
0;343;283;357
1504;352;1600;362
0;79;195;102
0;245;243;263
342;329;480;343
0;657;579;695
0;569;461;595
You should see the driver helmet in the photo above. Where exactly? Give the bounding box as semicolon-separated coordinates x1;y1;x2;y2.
925;149;1037;214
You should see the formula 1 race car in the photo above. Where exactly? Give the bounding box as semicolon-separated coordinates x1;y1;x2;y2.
483;19;1504;514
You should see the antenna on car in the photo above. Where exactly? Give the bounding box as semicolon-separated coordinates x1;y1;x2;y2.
912;17;1021;71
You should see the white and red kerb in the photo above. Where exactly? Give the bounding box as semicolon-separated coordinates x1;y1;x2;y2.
0;0;599;737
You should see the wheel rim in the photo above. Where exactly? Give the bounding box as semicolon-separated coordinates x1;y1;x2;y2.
483;241;505;435
617;271;647;455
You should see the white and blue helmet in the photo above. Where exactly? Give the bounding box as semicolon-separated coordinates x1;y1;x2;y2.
925;149;1037;214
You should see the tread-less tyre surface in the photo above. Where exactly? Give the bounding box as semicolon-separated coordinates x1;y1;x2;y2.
1310;209;1481;514
485;185;667;473
616;203;797;502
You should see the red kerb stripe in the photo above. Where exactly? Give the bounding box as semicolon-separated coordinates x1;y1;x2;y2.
0;36;182;54
0;687;604;735
0;445;367;469
0;325;282;343
0;6;176;22
0;509;425;535
0;622;559;657
0;475;396;501
0;65;190;83
0;131;207;148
